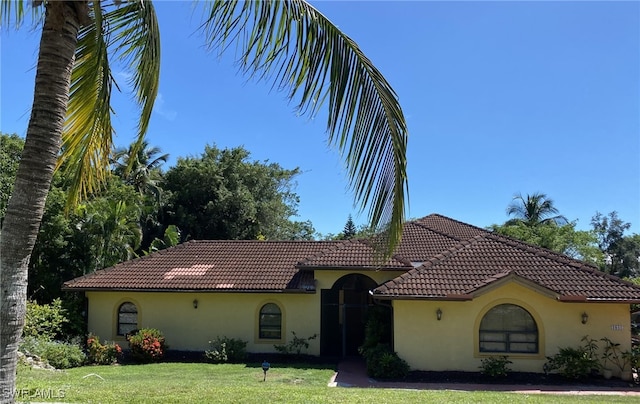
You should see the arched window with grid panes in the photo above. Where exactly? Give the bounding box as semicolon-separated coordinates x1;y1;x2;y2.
479;304;538;354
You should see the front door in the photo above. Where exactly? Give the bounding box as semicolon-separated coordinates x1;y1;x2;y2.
320;274;377;357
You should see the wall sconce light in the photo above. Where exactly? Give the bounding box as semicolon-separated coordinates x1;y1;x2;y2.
193;299;199;309
581;312;588;324
436;308;442;321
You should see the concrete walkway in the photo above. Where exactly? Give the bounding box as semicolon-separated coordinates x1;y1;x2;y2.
328;358;640;396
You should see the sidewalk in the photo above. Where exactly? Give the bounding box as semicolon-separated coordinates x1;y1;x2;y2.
328;358;640;396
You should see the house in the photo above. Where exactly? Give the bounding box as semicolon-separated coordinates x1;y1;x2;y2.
63;214;640;374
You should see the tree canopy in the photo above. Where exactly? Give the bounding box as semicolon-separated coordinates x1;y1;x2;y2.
163;145;313;241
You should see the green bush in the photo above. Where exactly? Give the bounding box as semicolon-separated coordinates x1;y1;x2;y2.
205;336;248;363
544;346;598;379
479;356;512;378
127;328;167;363
87;334;122;365
23;299;68;341
20;336;86;369
273;331;317;356
361;344;409;379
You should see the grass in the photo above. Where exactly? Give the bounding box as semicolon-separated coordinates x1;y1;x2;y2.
15;362;640;403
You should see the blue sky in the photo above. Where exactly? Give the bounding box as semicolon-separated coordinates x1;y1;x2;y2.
1;1;638;237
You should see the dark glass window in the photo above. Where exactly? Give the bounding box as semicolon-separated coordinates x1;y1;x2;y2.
479;304;538;353
118;302;138;336
259;303;281;339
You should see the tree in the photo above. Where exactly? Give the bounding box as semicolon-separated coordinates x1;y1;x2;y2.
163;145;309;241
341;215;357;239
506;192;568;227
591;211;640;277
0;133;23;223
112;140;169;200
489;221;603;265
1;1;408;394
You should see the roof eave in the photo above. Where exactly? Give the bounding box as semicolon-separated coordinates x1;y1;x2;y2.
557;296;640;304
62;287;316;294
370;292;473;301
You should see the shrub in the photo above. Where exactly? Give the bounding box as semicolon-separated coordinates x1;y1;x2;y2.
205;336;248;363
20;336;85;369
479;356;512;378
274;331;317;356
361;344;409;379
23;299;68;341
544;346;598;379
127;328;167;363
87;334;122;365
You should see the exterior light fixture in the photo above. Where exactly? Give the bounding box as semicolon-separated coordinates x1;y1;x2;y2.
193;299;199;309
436;308;442;321
581;312;588;324
262;360;270;381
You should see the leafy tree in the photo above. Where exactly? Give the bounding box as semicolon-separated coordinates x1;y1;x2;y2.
1;0;408;392
506;192;568;227
489;221;603;265
163;145;310;241
0;133;23;221
112;140;169;200
145;224;180;255
591;211;640;277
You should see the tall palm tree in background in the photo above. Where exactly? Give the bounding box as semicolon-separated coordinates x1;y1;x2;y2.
0;0;408;397
112;140;169;200
506;192;568;227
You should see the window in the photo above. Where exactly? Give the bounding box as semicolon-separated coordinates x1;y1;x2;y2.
479;304;538;353
259;303;281;339
118;302;138;336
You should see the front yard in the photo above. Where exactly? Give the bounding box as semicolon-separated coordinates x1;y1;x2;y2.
15;362;640;403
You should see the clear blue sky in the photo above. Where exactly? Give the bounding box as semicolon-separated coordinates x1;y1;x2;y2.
1;1;638;237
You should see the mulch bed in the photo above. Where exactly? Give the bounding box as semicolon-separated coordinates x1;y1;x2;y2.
402;370;637;388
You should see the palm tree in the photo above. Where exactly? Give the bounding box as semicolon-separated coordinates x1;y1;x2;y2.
506;192;568;227
0;1;408;395
112;140;169;200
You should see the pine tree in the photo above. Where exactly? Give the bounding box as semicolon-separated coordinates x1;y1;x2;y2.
342;215;357;239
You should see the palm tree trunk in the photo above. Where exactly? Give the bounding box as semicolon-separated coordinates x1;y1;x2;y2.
0;3;79;401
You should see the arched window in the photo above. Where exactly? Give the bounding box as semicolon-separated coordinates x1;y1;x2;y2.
479;304;538;353
259;303;281;339
118;302;138;336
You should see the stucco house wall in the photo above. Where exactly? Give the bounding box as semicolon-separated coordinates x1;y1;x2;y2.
87;291;322;354
392;282;632;373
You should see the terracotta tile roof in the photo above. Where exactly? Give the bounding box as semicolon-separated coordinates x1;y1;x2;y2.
296;239;411;269
63;240;345;292
63;214;640;301
373;224;640;302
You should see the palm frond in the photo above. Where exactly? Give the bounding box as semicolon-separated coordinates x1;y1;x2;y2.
59;0;113;205
108;0;160;150
58;0;160;205
201;0;408;255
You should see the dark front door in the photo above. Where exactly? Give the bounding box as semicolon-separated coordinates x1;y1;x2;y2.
320;274;377;357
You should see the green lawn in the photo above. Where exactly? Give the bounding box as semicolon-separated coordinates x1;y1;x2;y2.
16;362;640;403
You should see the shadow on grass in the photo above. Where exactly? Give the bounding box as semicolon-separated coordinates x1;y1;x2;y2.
118;350;338;371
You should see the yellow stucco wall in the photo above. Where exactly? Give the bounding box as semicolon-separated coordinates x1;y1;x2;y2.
313;269;401;290
392;281;632;373
86;270;397;355
86;291;321;353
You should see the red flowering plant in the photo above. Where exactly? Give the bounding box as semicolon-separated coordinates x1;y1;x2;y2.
86;334;122;365
126;328;167;363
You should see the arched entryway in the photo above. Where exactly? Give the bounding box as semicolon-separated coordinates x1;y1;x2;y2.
320;274;378;357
